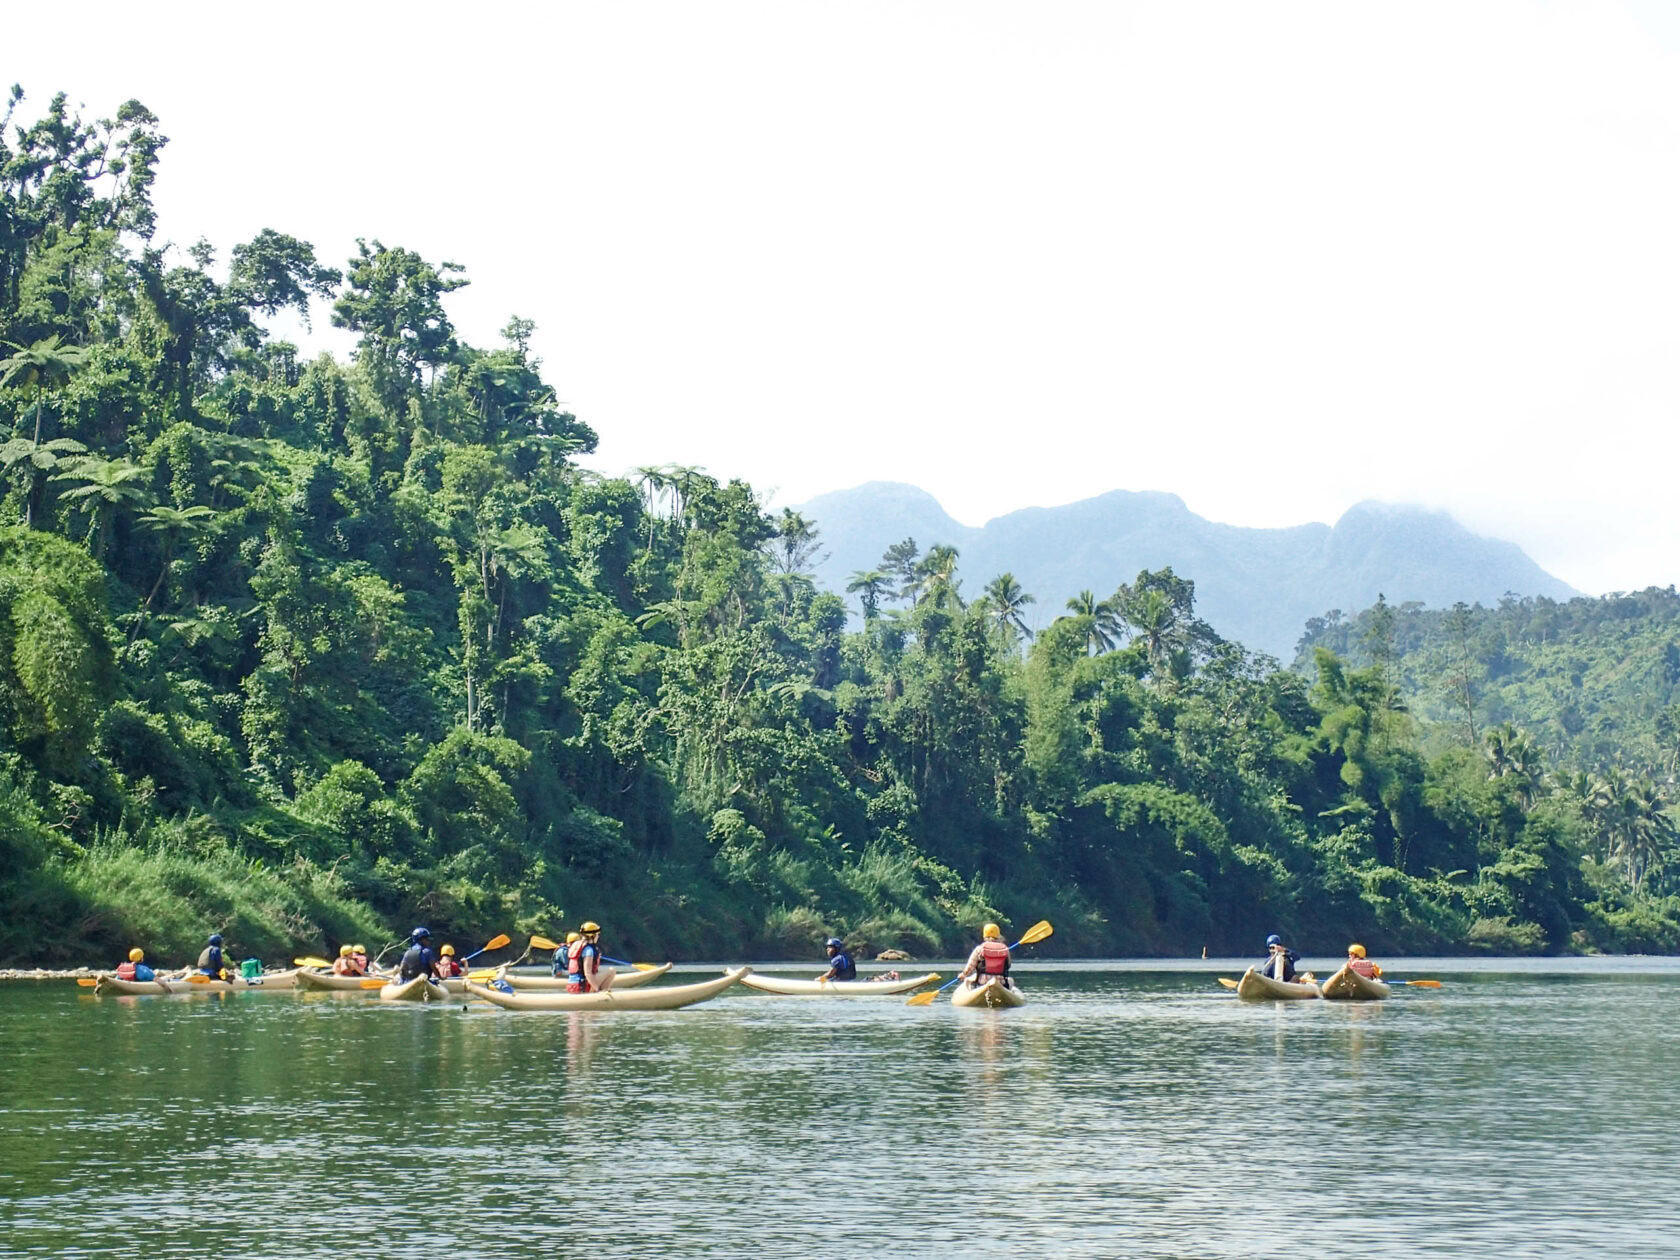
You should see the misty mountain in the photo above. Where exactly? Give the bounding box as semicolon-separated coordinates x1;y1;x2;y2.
793;482;1581;658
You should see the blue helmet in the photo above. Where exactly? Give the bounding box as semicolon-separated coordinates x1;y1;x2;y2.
825;937;844;951
412;926;431;941
208;934;224;946
1265;934;1283;947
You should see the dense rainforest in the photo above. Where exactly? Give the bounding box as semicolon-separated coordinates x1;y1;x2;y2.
2;90;1677;966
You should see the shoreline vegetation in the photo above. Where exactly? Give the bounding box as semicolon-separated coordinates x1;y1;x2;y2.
2;88;1679;967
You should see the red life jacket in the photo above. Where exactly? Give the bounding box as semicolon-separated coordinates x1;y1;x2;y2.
1349;958;1377;978
438;957;463;977
116;961;138;980
567;939;590;992
979;940;1011;975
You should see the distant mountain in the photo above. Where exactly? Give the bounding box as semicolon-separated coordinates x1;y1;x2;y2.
794;482;1581;658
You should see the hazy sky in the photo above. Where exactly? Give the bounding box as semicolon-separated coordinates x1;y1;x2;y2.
10;1;1680;595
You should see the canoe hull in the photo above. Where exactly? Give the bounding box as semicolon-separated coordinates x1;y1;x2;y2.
1319;964;1391;1000
739;972;941;997
378;976;453;1003
951;978;1025;1008
465;967;750;1012
1236;967;1322;1000
497;963;674;991
95;970;298;995
296;969;385;992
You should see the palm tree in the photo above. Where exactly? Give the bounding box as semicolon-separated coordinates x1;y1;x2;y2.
846;569;892;621
1;335;91;444
0;435;86;526
50;456;154;558
914;544;963;610
1483;723;1545;809
1063;590;1120;654
982;573;1035;641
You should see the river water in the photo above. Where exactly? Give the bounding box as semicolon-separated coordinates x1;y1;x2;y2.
2;957;1677;1258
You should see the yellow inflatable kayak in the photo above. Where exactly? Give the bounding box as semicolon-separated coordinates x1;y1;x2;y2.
1318;964;1391;1000
950;977;1025;1008
465;967;750;1011
1235;967;1321;1000
378;975;452;1003
738;972;940;997
495;963;673;991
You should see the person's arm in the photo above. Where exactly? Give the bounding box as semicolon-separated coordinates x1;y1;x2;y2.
958;945;982;980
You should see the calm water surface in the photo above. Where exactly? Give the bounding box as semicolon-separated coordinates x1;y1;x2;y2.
3;958;1678;1258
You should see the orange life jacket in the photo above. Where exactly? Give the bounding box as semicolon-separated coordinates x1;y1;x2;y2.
979;940;1011;976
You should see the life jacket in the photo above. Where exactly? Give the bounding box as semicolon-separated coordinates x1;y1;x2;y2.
829;952;857;981
117;961;138;981
438;957;463;977
568;940;597;992
332;957;356;975
197;946;224;975
399;944;432;982
979;940;1011;976
1349;958;1378;979
551;947;567;977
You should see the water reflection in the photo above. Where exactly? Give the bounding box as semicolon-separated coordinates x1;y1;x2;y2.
3;966;1679;1257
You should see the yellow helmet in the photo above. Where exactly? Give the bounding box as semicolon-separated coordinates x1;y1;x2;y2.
982;923;1002;940
128;948;144;962
1348;943;1367;958
580;921;601;934
566;931;581;943
353;945;366;955
440;944;455;956
340;944;355;957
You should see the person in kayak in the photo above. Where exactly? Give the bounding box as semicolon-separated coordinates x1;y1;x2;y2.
115;948;155;983
1258;934;1301;982
551;931;580;976
566;921;615;993
1345;943;1383;979
398;927;439;983
351;944;371;974
958;923;1014;989
331;944;363;976
436;944;464;978
818;937;857;982
197;933;230;978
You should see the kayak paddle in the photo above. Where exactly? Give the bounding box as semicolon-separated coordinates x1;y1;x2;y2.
294;956;331;969
460;933;510;963
907;920;1053;1006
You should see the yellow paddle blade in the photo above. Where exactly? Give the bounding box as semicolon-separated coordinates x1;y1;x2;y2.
905;989;939;1007
1016;920;1054;947
184;974;213;984
481;933;511;951
360;978;388;989
529;935;561;952
467;968;499;981
76;977;99;987
1402;979;1444;988
1217;977;1239;989
632;962;659;972
294;956;331;969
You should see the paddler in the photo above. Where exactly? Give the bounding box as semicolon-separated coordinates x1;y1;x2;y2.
957;922;1014;990
566;921;615;993
196;933;230;979
115;948;155;983
397;927;439;983
1345;943;1383;979
331;944;362;976
551;931;580;976
1258;933;1300;982
351;943;371;973
436;944;464;978
818;936;857;982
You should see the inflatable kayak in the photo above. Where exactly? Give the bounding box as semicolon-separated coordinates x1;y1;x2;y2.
95;970;298;995
295;969;388;992
1235;967;1322;1000
378;975;452;1003
738;972;940;997
495;963;674;991
1319;964;1391;1000
950;977;1025;1008
465;968;750;1012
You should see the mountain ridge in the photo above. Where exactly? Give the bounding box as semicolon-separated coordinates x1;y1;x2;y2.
794;482;1581;658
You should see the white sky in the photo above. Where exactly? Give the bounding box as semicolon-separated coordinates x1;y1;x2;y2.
10;0;1680;595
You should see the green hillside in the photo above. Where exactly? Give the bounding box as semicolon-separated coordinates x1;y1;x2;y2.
2;89;1675;966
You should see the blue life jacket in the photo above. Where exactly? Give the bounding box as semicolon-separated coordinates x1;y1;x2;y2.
551;946;567;977
399;944;436;982
133;963;155;982
829;951;857;981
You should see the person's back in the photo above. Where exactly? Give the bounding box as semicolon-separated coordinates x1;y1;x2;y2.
398;928;436;982
1259;934;1298;982
116;948;154;982
1345;943;1381;979
962;924;1012;987
197;934;226;977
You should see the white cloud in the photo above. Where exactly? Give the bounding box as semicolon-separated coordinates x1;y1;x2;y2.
11;0;1680;594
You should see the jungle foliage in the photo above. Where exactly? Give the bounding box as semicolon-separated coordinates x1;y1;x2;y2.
2;90;1675;965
